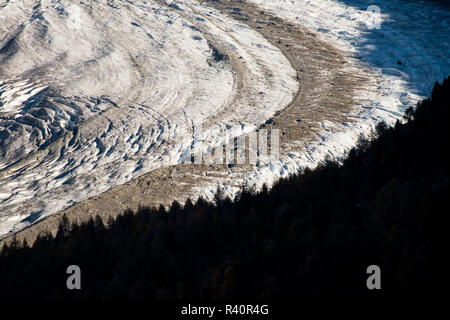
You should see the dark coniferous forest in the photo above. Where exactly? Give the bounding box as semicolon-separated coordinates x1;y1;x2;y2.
0;77;449;300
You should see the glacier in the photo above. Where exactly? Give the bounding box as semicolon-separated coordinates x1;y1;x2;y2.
0;0;449;238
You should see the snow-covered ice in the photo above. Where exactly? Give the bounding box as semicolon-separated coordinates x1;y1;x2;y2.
0;0;297;236
0;0;449;237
